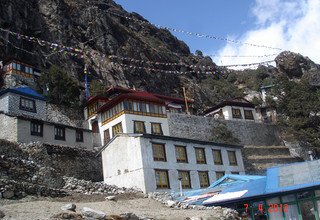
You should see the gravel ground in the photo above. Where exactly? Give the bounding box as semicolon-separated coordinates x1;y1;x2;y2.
0;194;223;220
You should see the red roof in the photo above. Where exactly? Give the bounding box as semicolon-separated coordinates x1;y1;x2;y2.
86;96;109;106
105;86;193;103
97;92;165;113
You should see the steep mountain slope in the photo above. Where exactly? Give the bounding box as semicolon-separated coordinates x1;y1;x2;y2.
0;0;217;110
0;0;319;112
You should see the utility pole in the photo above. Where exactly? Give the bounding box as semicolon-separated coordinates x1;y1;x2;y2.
182;87;190;115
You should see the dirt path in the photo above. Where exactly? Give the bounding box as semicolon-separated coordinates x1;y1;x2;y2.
0;195;222;220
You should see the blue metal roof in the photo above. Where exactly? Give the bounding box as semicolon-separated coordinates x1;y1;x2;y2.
178;160;320;206
0;87;46;101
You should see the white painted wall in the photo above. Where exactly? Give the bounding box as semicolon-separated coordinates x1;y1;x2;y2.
222;106;258;122
102;135;147;192
140;137;245;192
101;135;245;193
98;113;169;145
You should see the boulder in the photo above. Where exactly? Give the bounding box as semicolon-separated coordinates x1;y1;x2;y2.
0;210;5;219
105;196;116;201
50;211;83;220
2;190;14;199
81;207;106;220
61;203;76;212
166;200;177;207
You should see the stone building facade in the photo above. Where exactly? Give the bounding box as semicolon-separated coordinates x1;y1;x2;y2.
0;87;93;149
100;134;245;193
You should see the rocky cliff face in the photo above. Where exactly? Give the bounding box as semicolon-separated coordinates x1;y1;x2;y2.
0;0;319;111
0;0;216;110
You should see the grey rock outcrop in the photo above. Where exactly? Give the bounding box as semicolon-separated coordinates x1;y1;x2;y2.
275;51;320;86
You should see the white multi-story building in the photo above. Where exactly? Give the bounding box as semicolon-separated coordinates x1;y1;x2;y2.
204;97;258;122
99;133;245;193
84;86;192;145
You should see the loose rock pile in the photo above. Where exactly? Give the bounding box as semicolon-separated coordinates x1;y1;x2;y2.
51;204;151;220
63;177;142;195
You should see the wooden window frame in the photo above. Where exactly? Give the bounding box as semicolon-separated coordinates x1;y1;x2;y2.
151;122;163;135
216;171;225;180
175;145;188;163
198;171;210;188
133;120;146;134
155;169;170;189
178;170;192;189
112;122;123;136
195;147;207;164
228;150;238;166
76;130;84;142
54;126;66;141
213;149;223;165
30;121;43;137
232;108;242;119
104;129;110;145
152;143;167;162
20;97;36;113
244;109;254;120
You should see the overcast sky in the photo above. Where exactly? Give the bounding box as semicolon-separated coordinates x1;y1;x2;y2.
114;0;320;67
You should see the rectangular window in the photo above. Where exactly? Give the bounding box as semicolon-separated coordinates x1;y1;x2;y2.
195;147;206;164
175;145;188;163
228;151;238;166
198;171;210;188
149;104;155;113
151;123;163;135
20;97;36;112
112;122;123;136
232;108;242;119
213;149;223;165
216;171;225;180
104;129;110;144
134;121;146;134
30;121;43;137
178;171;191;189
244;110;254;120
155;170;169;189
76;130;84;142
231;172;239;174
54;126;65;141
152;143;166;162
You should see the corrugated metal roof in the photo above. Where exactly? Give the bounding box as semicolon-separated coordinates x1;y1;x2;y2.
179;160;320;206
0;87;46;101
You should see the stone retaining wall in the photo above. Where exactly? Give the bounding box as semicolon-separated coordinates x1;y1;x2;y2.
168;113;283;146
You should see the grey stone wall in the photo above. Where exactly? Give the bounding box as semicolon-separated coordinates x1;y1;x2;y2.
7;92;46;120
0;140;103;183
17;118;93;150
168;113;283;146
3;74;38;89
0;93;9;112
0;113;17;142
46;104;88;129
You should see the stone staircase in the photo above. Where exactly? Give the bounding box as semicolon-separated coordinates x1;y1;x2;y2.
242;145;304;175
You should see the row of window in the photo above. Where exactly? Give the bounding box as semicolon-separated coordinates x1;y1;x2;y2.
101;100;166;123
232;108;254;120
3;62;34;74
155;170;240;189
108;121;163;138
152;143;238;166
30;121;84;142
